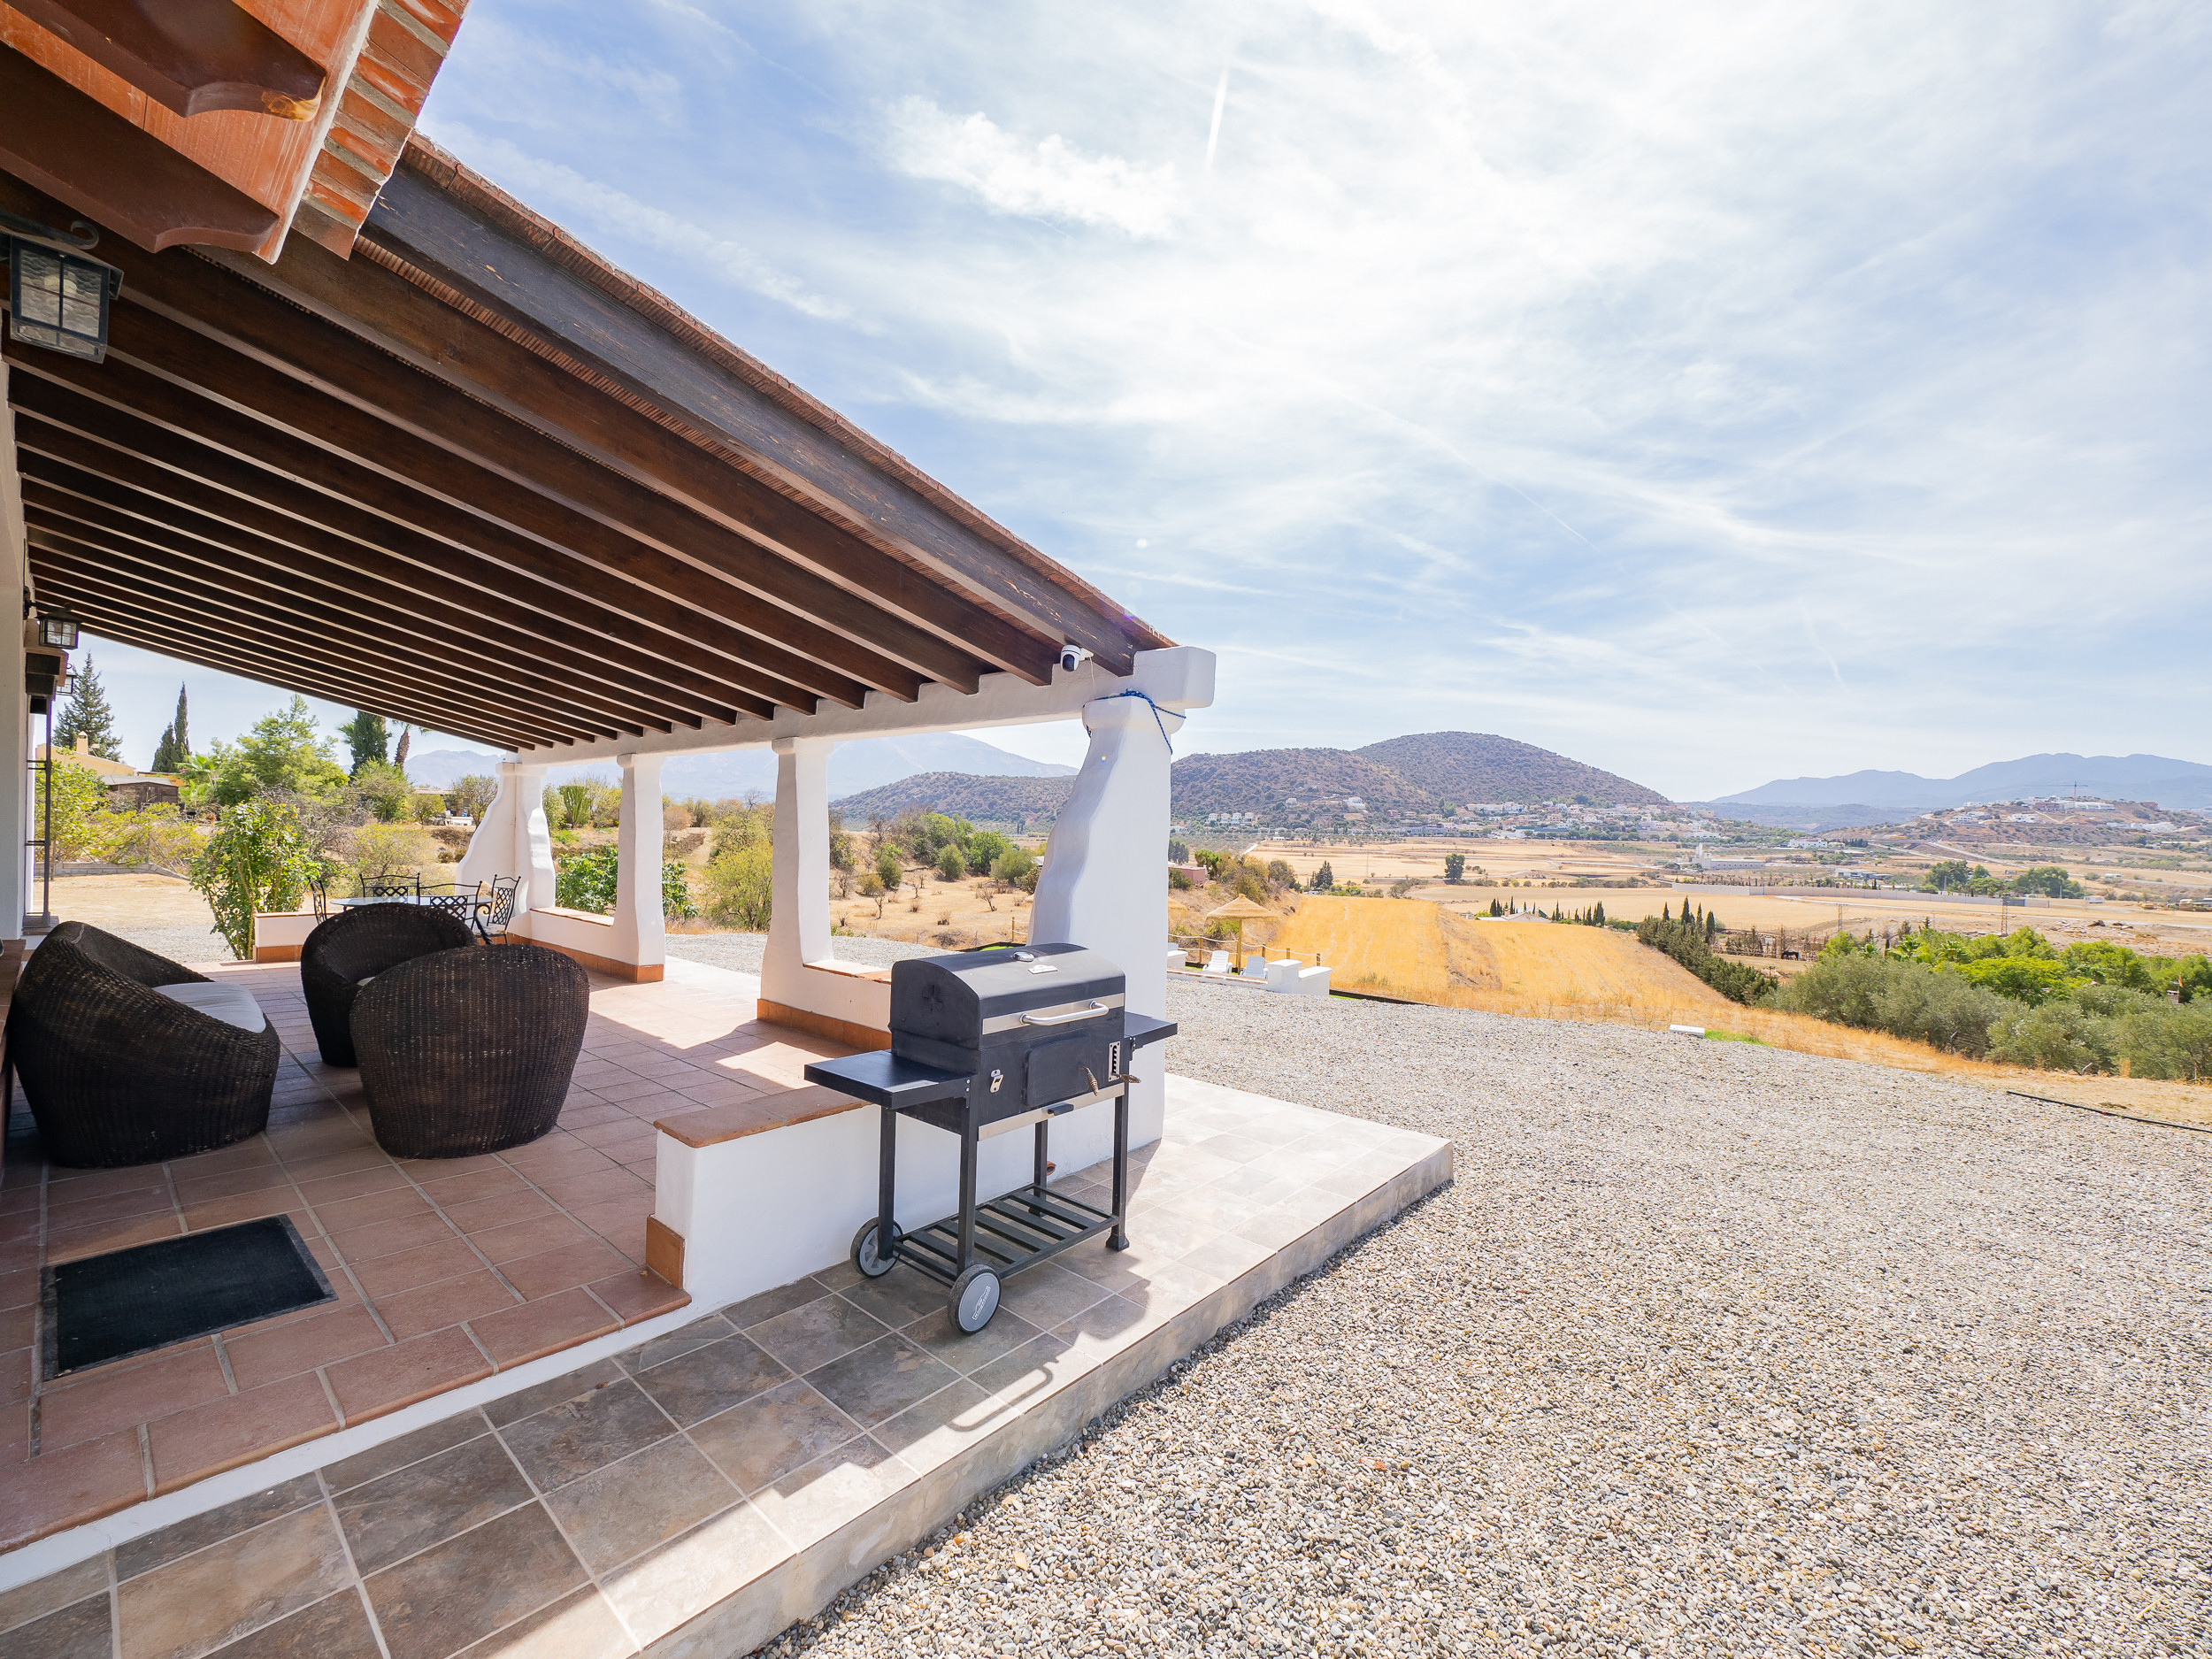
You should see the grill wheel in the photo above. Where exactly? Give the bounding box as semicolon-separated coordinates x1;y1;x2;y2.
950;1263;1002;1333
850;1218;901;1279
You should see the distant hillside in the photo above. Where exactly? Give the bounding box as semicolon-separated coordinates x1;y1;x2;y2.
1718;752;2212;810
834;772;1074;830
406;733;1072;798
1169;749;1433;820
1356;732;1666;807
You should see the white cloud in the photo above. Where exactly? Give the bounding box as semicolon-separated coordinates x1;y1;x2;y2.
884;97;1182;238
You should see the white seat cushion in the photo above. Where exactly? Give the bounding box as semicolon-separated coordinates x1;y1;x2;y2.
154;980;269;1033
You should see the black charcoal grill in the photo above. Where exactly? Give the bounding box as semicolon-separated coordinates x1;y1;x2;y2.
803;943;1175;1333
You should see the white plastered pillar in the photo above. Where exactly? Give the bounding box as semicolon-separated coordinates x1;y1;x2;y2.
610;751;666;975
760;735;832;1009
1031;694;1184;1149
0;362;28;949
455;760;551;931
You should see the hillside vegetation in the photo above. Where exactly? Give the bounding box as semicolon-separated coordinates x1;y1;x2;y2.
1356;732;1668;808
833;772;1072;829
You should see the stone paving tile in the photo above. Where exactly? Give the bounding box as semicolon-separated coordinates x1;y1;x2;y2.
4;1067;1439;1659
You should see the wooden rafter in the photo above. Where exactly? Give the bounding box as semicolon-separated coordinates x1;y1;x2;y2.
8;0;326;119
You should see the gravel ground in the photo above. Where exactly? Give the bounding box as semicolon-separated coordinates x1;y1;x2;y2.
663;932;945;975
768;978;2210;1658
92;922;237;964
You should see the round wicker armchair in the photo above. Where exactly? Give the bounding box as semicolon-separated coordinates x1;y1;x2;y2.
5;922;280;1167
351;942;589;1158
300;904;474;1067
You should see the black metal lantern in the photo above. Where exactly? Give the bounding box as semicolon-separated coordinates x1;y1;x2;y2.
36;601;79;650
3;213;122;365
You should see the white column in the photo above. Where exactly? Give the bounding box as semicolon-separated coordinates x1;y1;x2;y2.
760;736;832;1009
454;760;550;926
1031;694;1184;1149
0;363;29;948
610;751;666;974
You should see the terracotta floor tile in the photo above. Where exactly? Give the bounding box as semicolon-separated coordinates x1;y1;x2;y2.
0;1428;145;1549
42;1185;176;1230
467;1212;591;1265
500;1240;631;1302
498;1145;612;1183
289;1164;409;1207
40;1345;230;1452
148;1374;340;1493
0;1345;30;1408
275;1148;391;1187
326;1329;494;1425
307;1187;430;1235
43;1166;170;1203
374;1271;518;1344
565;1198;649;1255
470;1289;620;1370
0;1266;39;1312
554;1102;633;1130
414;1166;529;1208
588;1271;687;1326
45;1214;184;1264
348;1239;486;1301
114;1502;350;1659
390;1153;509;1182
533;1169;649;1211
180;1192;309;1233
439;1189;553;1236
328;1210;462;1265
224;1305;390;1392
365;1504;586;1659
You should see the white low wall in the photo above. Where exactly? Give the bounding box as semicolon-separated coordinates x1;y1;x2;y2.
655;1092;1131;1313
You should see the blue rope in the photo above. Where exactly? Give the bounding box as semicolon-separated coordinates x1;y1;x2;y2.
1102;687;1175;754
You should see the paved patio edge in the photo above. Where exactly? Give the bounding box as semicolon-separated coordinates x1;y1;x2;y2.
637;1140;1455;1659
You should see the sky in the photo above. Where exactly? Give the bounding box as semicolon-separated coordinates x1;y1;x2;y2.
73;0;2212;800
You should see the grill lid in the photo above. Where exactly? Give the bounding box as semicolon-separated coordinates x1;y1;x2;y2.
890;943;1126;1048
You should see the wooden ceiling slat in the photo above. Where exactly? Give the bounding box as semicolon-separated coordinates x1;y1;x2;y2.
24;483;672;739
135;245;1011;694
41;578;543;752
32;539;595;746
5;359;825;716
20;455;726;733
8;1;327;120
221;234;1060;685
96;303;907;708
13;403;770;726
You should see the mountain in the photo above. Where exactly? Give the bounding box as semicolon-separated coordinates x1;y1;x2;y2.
833;772;1074;829
1356;732;1667;807
1170;749;1434;820
1716;752;2212;811
404;733;1074;798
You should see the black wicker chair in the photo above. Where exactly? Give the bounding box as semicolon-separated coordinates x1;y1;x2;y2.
4;923;280;1167
351;943;589;1158
300;903;473;1067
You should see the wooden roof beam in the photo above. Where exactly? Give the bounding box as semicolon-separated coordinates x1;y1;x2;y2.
10;1;327;120
39;575;547;751
0;45;277;251
23;480;680;739
11;396;772;726
4;350;826;716
215;233;1060;684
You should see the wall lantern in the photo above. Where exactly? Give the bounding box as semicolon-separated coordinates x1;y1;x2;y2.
2;211;123;365
36;601;80;650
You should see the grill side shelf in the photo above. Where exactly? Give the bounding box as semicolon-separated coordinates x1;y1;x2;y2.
802;1051;972;1110
1123;1012;1178;1048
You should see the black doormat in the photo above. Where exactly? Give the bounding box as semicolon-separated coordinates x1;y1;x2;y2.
42;1217;335;1379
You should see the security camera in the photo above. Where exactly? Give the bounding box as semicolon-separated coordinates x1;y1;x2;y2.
1058;644;1094;674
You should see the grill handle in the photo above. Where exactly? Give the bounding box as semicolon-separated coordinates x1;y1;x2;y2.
1020;1001;1111;1026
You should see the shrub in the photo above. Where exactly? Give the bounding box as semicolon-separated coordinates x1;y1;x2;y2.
1989;999;2116;1075
449;774;498;822
1635;914;1776;1006
34;757;107;866
1169;867;1194;891
935;845;968;882
99;807;199;874
347;821;435;893
993;846;1037;887
557;783;592;828
344;763;407;821
702;840;772;929
874;842;904;891
1267;859;1299;891
556;845;618;912
189;799;323;959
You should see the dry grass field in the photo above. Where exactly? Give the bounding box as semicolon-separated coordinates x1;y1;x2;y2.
1207;894;2212;1128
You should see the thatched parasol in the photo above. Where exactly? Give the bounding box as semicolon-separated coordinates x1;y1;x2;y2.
1205;895;1277;971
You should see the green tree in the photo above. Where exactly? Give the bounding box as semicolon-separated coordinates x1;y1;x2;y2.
1313;860;1334;890
448;774;498;822
392;726;411;772
702;840;772;929
340;710;389;775
206;695;347;804
53;653;123;761
1443;853;1465;883
150;683;190;773
1490;897;1503;917
557;783;593;827
351;761;412;822
35;757;109;866
2011;864;2084;898
874;842;904;891
992;846;1036;887
189;798;323;958
1168;839;1190;864
935;844;968;882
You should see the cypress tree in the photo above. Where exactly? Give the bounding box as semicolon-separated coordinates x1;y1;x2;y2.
392;725;412;772
151;683;191;772
341;710;389;776
1594;901;1606;926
